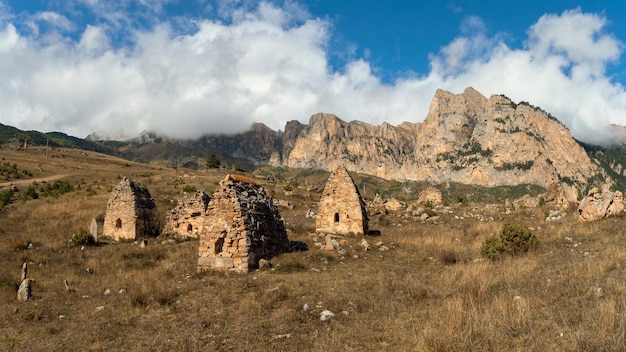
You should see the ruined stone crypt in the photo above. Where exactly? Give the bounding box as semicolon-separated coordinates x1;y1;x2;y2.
197;174;292;273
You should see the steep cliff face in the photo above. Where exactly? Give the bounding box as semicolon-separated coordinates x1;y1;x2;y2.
281;113;418;180
274;87;606;190
414;87;601;187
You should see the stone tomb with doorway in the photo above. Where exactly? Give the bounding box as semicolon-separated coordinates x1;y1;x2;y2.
316;164;368;235
163;190;211;238
103;178;159;241
197;174;291;273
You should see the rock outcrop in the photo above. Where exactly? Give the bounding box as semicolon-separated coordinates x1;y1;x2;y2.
542;182;571;208
367;194;387;216
272;87;605;190
197;174;291;273
578;188;625;222
417;186;443;206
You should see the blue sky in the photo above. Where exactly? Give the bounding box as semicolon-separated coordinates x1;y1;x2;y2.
0;0;625;145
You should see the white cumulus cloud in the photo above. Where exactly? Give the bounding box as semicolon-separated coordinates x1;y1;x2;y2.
0;3;623;146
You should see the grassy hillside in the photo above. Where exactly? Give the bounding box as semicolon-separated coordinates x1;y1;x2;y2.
1;146;625;350
0;123;114;154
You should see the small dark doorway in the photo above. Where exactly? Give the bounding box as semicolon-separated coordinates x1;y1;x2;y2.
214;237;225;254
187;224;193;232
334;213;340;223
115;218;122;228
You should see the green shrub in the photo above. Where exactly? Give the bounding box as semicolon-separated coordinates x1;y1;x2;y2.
22;185;39;201
182;184;196;193
0;188;14;208
480;222;538;260
205;153;221;169
274;261;308;273
42;180;74;197
71;228;95;247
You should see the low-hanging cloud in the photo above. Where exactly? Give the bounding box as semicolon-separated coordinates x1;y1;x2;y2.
0;2;624;145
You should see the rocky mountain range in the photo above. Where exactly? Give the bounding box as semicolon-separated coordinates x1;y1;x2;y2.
273;87;606;193
3;87;626;195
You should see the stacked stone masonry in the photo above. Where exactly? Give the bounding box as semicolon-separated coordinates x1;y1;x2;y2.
316;164;368;235
197;174;291;273
103;178;159;241
163;190;211;238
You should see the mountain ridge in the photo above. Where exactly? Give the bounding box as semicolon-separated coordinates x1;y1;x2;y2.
273;87;611;197
2;87;626;194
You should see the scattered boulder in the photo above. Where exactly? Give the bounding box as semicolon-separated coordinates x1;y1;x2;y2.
376;240;390;251
368;194;387;215
320;310;335;321
360;238;370;251
17;278;33;301
63;280;78;293
417;186;443;206
258;259;272;269
384;198;405;212
578;188;624;222
541;182;570;208
513;194;541;209
406;203;426;218
323;234;334;251
545;210;566;222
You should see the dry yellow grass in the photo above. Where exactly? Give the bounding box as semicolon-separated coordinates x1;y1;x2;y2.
1;146;626;351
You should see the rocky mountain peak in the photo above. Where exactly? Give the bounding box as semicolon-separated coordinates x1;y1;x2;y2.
273;87;607;197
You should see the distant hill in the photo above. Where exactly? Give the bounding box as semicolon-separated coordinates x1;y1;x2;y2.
0;123;114;154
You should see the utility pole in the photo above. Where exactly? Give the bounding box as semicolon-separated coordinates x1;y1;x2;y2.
46;138;48;160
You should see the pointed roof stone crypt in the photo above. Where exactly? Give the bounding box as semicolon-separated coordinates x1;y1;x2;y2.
103;178;159;241
316;164;368;235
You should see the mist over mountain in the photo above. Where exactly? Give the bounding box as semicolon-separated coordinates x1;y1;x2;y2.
3;87;626;195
